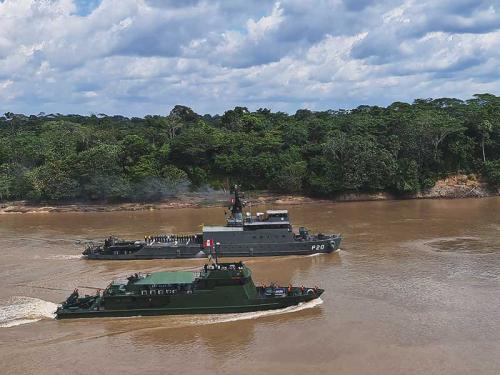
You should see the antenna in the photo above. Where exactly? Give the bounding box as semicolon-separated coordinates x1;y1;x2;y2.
214;242;220;264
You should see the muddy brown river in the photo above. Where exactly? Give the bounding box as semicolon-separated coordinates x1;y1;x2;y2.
0;198;499;374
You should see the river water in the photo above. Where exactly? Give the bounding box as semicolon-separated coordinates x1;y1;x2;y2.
0;198;499;375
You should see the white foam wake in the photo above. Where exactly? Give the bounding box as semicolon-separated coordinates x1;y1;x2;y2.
44;254;83;260
0;297;57;328
189;298;324;326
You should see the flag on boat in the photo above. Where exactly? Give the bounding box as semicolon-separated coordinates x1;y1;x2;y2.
204;239;214;248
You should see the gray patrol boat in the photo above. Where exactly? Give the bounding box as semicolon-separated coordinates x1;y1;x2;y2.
83;186;342;260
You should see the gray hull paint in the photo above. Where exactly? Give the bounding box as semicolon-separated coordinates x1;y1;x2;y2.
85;237;341;260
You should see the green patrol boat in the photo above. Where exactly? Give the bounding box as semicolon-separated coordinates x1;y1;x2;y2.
55;262;323;319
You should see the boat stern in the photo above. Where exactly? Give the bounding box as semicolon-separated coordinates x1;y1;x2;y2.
82;243;101;257
55;290;101;319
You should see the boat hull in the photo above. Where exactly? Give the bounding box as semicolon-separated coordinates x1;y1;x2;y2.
56;294;321;319
84;237;341;260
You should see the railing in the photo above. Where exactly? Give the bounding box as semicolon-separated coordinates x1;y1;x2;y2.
145;235;200;245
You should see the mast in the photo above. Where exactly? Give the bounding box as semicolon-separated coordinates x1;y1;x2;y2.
229;184;245;216
214;242;220;264
227;185;245;226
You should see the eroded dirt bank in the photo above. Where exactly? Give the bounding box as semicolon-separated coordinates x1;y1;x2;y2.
0;174;497;214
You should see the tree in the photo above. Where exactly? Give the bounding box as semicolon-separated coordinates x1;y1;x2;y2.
484;160;500;187
119;135;149;167
478;120;493;162
26;161;79;201
272;161;307;192
466;94;500;163
0;94;499;203
73;144;125;200
413;111;464;163
322;132;397;192
0;164;14;200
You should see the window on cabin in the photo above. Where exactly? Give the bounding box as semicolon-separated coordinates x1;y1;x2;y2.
141;290;147;295
150;290;155;295
158;290;163;295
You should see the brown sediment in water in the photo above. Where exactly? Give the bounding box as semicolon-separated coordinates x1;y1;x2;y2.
0;197;499;374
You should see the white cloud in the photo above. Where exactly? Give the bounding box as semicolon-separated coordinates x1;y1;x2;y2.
0;0;499;115
247;2;284;41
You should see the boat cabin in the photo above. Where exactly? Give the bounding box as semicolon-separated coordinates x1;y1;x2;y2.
104;262;252;297
262;210;289;222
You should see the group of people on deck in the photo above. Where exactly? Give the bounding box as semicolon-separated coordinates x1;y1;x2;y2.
144;234;197;244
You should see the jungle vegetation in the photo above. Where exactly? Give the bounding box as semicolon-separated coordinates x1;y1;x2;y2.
0;94;499;202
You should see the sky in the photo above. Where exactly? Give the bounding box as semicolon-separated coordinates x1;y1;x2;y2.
0;0;499;117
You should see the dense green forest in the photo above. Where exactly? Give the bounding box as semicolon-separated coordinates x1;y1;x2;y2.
0;94;499;202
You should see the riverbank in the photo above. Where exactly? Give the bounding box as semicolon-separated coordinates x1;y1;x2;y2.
0;192;324;214
0;174;497;214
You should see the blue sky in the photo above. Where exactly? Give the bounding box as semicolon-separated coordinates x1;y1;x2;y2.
0;0;499;116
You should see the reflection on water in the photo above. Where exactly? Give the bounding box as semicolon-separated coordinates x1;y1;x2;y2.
0;197;499;374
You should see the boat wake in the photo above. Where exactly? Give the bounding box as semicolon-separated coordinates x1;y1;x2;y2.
189;298;323;326
44;254;83;260
0;296;57;328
